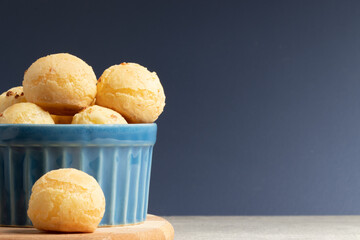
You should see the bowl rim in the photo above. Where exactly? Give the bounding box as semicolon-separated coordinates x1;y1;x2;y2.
0;123;156;128
0;123;157;144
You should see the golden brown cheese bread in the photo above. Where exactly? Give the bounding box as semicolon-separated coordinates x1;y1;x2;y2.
96;62;165;123
0;102;54;124
23;53;97;115
51;115;73;124
0;86;27;113
72;105;127;124
27;168;105;233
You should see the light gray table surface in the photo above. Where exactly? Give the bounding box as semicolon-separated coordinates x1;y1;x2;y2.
164;216;360;240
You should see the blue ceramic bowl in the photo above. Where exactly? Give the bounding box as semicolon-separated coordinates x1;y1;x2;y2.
0;124;157;227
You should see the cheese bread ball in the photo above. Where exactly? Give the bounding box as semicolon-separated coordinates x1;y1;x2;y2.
51;115;73;124
72;105;127;124
23;53;97;115
0;86;27;112
0;102;54;124
27;168;105;233
96;62;165;123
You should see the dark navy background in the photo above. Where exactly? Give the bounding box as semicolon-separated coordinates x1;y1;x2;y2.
1;0;360;215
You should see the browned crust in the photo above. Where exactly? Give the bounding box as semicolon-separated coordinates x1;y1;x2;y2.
34;102;88;116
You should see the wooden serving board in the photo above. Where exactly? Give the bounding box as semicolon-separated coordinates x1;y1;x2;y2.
0;215;174;240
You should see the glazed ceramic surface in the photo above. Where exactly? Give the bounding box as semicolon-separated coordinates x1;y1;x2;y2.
0;124;157;226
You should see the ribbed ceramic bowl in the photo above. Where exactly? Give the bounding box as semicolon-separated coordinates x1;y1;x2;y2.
0;124;157;227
